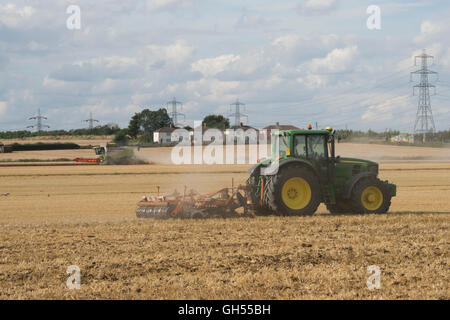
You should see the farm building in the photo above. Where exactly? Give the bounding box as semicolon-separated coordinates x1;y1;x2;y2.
260;122;300;141
225;124;259;144
153;127;180;144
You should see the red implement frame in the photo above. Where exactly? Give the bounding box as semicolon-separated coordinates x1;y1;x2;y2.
136;180;252;219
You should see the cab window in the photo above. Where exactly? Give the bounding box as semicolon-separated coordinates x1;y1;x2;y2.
294;135;306;157
307;135;326;159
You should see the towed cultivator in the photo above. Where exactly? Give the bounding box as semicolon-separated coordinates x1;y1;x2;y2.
136;180;252;219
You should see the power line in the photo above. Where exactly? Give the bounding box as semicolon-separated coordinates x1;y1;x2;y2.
27;108;49;132
229;98;248;127
82;112;99;130
166;97;185;127
411;49;438;140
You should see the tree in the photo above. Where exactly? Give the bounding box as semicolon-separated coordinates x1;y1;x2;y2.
113;129;129;145
202;115;230;130
126;108;171;139
128;113;141;139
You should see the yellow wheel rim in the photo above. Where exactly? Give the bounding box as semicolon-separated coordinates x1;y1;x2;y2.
281;177;311;210
361;186;383;211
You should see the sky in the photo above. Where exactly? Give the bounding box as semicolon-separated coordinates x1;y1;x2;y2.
0;0;450;132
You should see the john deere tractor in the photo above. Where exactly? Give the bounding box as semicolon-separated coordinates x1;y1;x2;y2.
247;127;396;215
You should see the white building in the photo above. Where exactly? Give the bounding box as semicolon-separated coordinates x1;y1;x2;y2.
153;127;178;144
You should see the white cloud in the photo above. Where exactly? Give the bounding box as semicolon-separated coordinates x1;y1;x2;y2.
50;55;140;82
414;21;442;43
272;34;304;50
27;41;48;52
141;40;195;67
91;78;135;95
0;3;35;28
43;76;70;89
78;56;138;69
125;104;142;113
441;48;450;70
296;74;328;90
297;0;338;15
361;95;409;122
183;78;240;102
235;10;274;29
146;0;195;13
131;93;154;106
191;55;240;77
79;101;123;117
215;49;272;81
307;45;358;73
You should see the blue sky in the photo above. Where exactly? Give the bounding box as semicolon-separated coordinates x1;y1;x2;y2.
0;0;449;131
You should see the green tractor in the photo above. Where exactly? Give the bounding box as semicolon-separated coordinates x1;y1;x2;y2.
247;127;396;215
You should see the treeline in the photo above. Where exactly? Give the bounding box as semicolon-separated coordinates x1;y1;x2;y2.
0;125;120;139
336;129;401;141
10;142;81;151
336;129;450;143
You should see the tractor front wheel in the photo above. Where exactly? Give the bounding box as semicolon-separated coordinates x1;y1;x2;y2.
265;165;321;216
350;177;392;214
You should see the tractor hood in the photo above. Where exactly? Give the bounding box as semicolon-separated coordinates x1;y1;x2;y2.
337;157;378;167
336;157;379;176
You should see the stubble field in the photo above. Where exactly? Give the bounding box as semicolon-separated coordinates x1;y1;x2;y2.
0;143;449;299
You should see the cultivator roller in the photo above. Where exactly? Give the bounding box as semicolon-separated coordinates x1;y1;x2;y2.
136;181;252;219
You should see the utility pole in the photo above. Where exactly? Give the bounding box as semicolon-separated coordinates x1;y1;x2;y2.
411;49;438;142
27;109;49;132
166;97;185;127
82;112;99;130
229;98;248;127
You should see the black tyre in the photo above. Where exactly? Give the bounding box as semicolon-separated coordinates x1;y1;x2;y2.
265;165;321;216
350;176;392;214
247;170;271;216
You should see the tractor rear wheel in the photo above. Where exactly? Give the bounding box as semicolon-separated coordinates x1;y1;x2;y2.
265;165;321;216
350;176;392;214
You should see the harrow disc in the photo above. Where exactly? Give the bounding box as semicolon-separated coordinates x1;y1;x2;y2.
136;205;172;219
